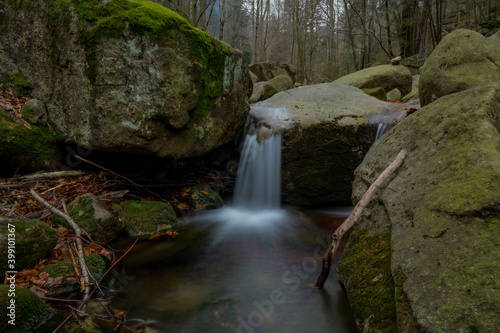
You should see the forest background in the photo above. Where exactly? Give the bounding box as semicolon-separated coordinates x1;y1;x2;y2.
172;0;500;83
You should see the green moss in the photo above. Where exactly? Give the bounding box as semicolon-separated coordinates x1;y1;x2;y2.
338;229;397;332
7;0;33;8
362;87;387;101
10;71;32;96
0;121;61;166
21;103;35;120
115;200;176;238
0;286;60;332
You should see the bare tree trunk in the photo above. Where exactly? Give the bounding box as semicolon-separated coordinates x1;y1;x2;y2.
384;0;394;57
343;0;360;71
219;0;226;40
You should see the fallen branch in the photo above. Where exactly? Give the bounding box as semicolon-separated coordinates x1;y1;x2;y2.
314;149;407;288
29;189;91;299
20;170;87;182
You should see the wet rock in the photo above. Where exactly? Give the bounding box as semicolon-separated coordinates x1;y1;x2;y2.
189;184;224;211
253;83;407;206
341;83;500;332
0;216;59;272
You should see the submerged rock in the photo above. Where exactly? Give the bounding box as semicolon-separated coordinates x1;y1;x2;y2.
335;65;412;96
252;83;407;206
114;200;177;238
419;29;500;106
0;0;251;159
0;217;59;272
341;83;500;332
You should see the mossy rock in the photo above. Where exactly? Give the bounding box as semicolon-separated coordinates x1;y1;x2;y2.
338;229;397;332
113;200;176;238
419;29;500;106
189;184;224;211
21;99;48;125
347;83;500;331
335;65;412;96
0;217;59;273
0;285;61;332
0;0;251;159
402;89;419;103
0;117;62;171
55;194;121;243
41;252;108;296
362;87;387;101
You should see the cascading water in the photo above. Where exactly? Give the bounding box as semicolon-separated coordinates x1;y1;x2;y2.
232;131;282;210
375;122;389;141
113;105;357;333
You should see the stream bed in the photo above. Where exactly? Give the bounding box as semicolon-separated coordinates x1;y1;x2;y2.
112;206;357;333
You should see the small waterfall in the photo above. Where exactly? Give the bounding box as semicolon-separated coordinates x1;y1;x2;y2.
375;122;390;141
233;131;282;209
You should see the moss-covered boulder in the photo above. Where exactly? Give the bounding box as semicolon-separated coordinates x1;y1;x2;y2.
41;252;108;296
21;99;48;125
114;200;176;238
248;81;278;103
252;82;407;206
189;184;224;211
341;83;500;332
0;217;59;273
334;65;412;96
362;87;387;101
0;110;62;171
267;74;294;93
0;0;251;159
0;285;61;332
61;194;121;243
419;29;500;106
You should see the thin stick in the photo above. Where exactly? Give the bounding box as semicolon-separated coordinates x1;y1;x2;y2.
20;170;87;181
29;189;91;299
314;149;407;288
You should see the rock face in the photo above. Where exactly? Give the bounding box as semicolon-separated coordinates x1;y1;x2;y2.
0;0;251;159
335;65;412;96
419;29;500;106
0;217;59;273
252;83;407;206
339;83;500;332
249;81;278;103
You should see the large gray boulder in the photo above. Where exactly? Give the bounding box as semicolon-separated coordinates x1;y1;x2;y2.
339;83;500;332
267;74;294;92
248;81;278;103
335;65;412;96
252;83;407;206
419;29;500;106
0;0;251;159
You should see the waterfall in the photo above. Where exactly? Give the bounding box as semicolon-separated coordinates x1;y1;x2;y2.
232;132;282;209
375;122;390;141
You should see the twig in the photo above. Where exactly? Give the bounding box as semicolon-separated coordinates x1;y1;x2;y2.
52;239;139;333
29;189;91;299
314;149;407;288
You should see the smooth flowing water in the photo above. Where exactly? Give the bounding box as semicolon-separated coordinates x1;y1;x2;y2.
113;109;357;332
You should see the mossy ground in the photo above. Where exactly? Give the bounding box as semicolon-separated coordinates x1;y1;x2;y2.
338;229;397;333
